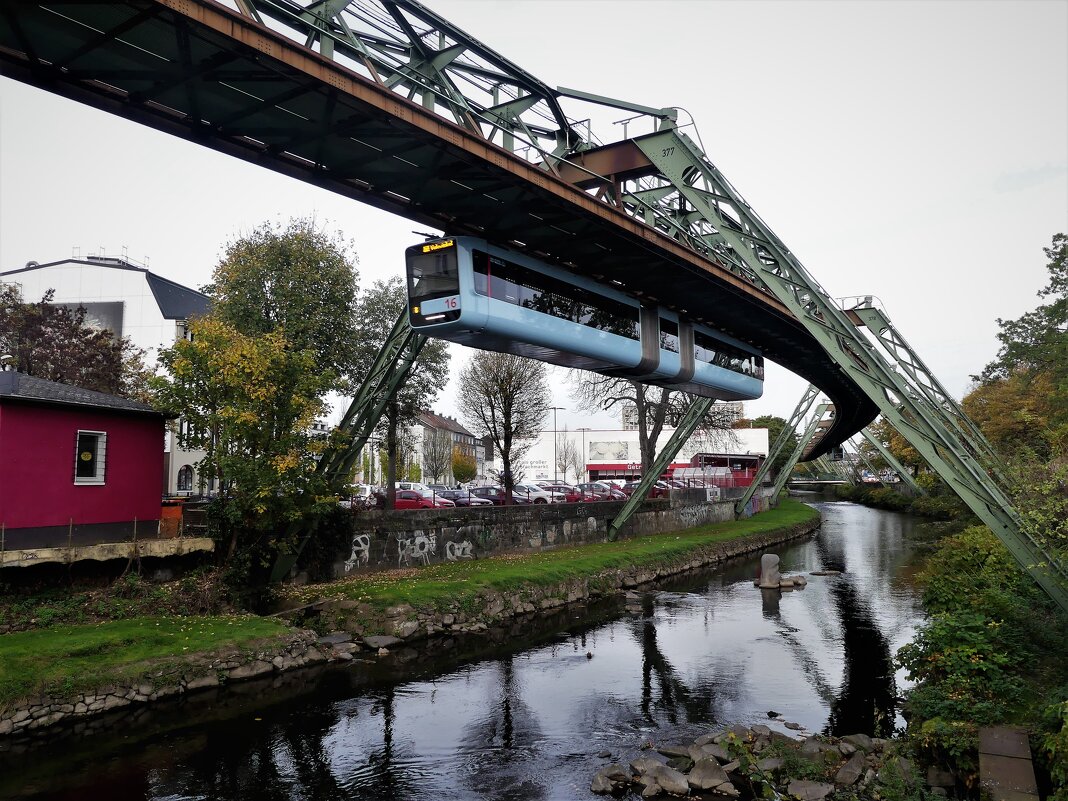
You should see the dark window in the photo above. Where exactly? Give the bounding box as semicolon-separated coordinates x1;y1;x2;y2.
406;245;460;303
660;318;679;352
693;330;765;379
74;431;106;484
177;464;194;492
472;250;639;340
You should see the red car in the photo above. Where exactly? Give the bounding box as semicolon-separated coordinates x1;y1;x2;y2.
393;490;456;509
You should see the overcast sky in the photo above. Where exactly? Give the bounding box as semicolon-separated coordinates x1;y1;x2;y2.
1;0;1065;433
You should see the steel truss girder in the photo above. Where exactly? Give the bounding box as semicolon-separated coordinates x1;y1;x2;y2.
860;427;924;494
769;404;834;505
734;384;819;516
632;129;1068;611
849;304;1010;486
319;309;426;485
845;438;882;485
607;396;715;540
235;0;582;154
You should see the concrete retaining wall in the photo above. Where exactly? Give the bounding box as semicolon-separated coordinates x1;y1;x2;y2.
330;489;772;578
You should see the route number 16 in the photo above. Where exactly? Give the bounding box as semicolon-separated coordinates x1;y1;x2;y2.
445;297;458;309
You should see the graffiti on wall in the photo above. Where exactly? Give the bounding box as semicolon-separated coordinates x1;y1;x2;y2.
398;531;436;566
445;540;474;561
343;534;371;572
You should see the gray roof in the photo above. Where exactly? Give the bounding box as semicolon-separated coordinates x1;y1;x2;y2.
1;257;210;320
418;410;475;437
0;372;166;416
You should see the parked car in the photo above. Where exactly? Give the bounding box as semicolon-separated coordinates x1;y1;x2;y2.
395;481;432;493
621;480;671;499
436;489;493;507
513;483;566;503
470;486;533;505
393;489;455;509
426;483;451;494
576;481;627;500
537;482;596;502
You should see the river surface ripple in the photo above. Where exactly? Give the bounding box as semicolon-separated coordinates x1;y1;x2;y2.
3;501;927;801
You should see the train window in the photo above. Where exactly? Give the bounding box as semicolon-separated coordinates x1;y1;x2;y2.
473;250;639;340
694;329;763;378
659;318;679;352
407;248;459;302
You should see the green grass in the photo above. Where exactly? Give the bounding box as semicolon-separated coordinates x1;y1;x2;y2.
289;499;819;612
0;615;292;709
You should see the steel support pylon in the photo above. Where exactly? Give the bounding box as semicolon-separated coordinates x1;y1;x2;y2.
771;404;833;504
848;303;1009;487
734;384;819;516
607;396;715;540
632;127;1068;612
860;427;924;494
271;310;426;582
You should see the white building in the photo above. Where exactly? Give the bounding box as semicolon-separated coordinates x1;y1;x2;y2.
508;424;769;485
1;254;211;495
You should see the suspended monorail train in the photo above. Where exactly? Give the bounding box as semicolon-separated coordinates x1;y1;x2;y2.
405;237;764;401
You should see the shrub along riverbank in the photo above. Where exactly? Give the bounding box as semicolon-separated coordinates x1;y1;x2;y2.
834;480;1068;795
895;524;1068;796
0;499;819;734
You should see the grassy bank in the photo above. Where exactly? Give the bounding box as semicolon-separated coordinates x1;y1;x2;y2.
287;498;819;612
0;500;817;716
0;615;292;710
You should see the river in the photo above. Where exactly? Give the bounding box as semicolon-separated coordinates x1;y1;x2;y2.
2;501;928;800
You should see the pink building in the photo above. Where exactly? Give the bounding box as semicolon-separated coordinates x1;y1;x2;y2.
0;371;169;549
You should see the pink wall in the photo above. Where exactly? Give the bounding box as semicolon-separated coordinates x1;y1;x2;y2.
0;403;165;529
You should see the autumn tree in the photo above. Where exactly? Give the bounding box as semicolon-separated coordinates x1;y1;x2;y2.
452;447;477;484
571;374;736;474
203;218;361;389
422;428;454;483
971;233;1068;456
154;317;330;558
153;220;360;597
0;284;151;399
459;352;550;500
352;276;449;506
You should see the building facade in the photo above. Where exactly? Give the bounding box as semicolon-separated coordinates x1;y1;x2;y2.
0;371;169;548
509;425;769;485
1;254;211;495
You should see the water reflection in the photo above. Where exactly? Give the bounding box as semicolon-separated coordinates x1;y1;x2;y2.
2;502;925;801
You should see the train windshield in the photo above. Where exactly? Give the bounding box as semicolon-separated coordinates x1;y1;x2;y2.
406;244;459;304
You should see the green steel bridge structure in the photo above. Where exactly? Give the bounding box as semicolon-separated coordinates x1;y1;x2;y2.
1;0;1064;609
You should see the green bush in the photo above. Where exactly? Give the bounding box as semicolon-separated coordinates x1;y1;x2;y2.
897;526;1068;790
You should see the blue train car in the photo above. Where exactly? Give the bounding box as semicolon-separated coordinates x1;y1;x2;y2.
405;236;763;401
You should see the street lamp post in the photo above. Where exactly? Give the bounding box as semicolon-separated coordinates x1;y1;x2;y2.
549;406;564;483
577;427;591;483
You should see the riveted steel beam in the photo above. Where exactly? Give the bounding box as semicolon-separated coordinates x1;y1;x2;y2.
607;396;715;540
632;127;1068;611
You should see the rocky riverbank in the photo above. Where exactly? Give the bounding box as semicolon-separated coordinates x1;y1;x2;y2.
0;628;359;739
591;724;954;799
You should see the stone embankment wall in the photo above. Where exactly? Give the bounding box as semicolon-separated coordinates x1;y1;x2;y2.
316;507;815;645
332;490;771;578
0;630;342;738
